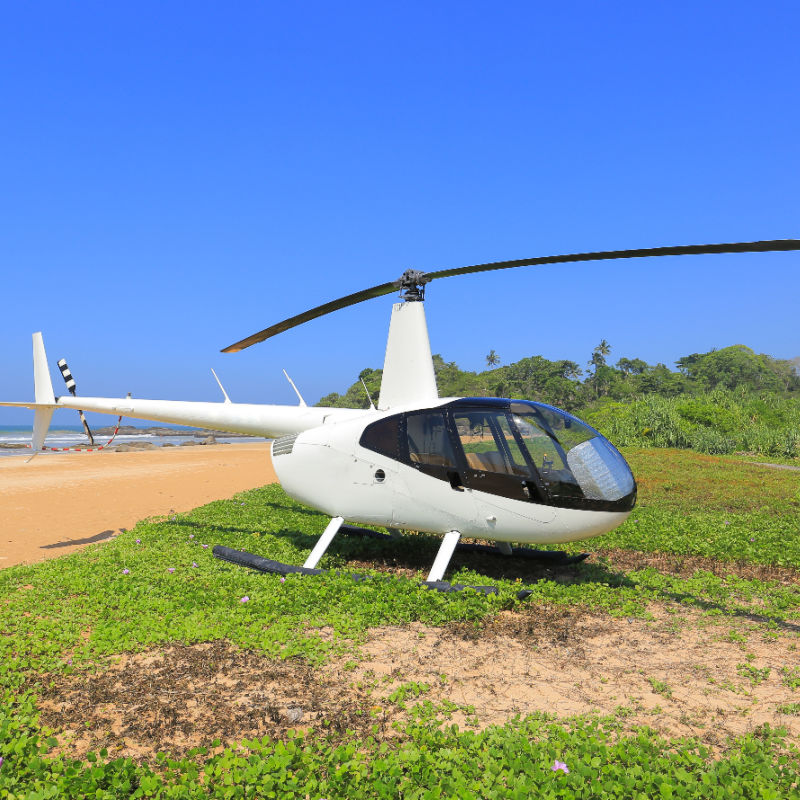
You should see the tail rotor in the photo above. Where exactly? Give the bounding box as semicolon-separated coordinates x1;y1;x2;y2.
57;358;94;445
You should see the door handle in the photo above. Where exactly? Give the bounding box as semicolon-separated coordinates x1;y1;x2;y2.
523;480;542;502
447;470;465;491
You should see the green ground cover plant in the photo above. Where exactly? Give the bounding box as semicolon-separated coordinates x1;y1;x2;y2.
0;448;798;797
1;714;798;799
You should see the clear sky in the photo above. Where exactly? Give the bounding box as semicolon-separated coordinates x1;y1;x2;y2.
2;1;798;425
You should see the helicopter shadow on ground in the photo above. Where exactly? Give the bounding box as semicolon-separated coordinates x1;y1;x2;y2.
258;501;325;518
171;517;800;633
337;537;800;633
170;516;624;585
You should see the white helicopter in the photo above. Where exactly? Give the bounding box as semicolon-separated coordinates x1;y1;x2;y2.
3;239;798;584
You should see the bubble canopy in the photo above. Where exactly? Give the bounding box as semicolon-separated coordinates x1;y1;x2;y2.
360;397;637;512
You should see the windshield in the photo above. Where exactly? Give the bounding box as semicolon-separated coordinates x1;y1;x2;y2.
450;400;635;504
512;401;634;502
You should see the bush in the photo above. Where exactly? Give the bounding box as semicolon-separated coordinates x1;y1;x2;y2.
582;390;800;456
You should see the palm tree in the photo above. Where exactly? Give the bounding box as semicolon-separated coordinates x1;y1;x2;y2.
563;361;582;380
587;340;612;398
486;349;501;368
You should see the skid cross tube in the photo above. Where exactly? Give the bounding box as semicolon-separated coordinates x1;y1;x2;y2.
303;516;344;569
427;530;462;583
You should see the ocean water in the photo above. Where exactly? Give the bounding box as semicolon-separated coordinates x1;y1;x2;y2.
0;425;267;457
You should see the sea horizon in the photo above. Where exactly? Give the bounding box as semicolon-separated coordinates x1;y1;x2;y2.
0;423;197;433
0;423;268;457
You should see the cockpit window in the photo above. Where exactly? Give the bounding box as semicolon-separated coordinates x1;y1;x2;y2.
451;409;528;477
515;403;595;453
363;401;635;512
359;414;402;460
406;411;457;468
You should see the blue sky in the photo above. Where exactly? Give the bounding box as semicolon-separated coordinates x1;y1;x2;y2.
2;1;798;424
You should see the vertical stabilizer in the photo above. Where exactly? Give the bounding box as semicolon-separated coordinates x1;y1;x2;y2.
33;332;55;405
378;302;438;410
28;333;56;460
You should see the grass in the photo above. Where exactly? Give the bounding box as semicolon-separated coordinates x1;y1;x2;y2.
1;447;799;797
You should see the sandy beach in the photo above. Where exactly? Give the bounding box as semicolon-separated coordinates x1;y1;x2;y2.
0;443;276;569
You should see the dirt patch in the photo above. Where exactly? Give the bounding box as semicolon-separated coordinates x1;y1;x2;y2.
38;640;381;762
746;462;800;472
336;604;800;753
36;605;800;763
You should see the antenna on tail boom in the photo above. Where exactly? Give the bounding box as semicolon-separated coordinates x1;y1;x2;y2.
360;378;376;410
282;370;307;407
211;368;232;403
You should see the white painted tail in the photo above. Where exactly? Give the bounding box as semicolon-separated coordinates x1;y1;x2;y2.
33;332;55;405
378;302;438;410
28;333;56;459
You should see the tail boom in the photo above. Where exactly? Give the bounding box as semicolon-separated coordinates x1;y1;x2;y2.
3;395;369;440
1;332;371;449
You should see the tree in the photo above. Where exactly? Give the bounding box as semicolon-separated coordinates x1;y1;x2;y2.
593;339;611;365
676;345;799;392
636;363;689;396
317;367;382;408
563;361;583;381
486;349;501;368
587;340;614;397
616;357;648;376
493;355;586;409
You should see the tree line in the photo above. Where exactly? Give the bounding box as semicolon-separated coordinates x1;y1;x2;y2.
317;343;800;412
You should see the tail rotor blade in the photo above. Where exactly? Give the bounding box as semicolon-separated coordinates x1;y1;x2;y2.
57;358;94;445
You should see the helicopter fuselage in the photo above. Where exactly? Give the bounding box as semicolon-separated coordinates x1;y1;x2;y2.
273;396;636;546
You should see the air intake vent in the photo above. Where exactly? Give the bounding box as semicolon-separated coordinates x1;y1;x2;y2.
272;434;298;457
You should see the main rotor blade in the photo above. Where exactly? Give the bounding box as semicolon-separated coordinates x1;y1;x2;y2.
222;238;800;353
424;239;800;282
221;279;398;352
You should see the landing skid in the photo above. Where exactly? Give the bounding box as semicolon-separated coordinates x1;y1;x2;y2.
212;522;588;599
212;545;510;596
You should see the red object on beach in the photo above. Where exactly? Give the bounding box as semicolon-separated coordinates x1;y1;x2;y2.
25;416;124;453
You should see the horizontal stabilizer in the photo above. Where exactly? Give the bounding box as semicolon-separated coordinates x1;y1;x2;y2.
0;401;54;409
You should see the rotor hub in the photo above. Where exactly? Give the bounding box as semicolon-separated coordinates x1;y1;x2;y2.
397;269;430;301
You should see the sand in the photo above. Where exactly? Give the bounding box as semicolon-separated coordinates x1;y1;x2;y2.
0;443;276;570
